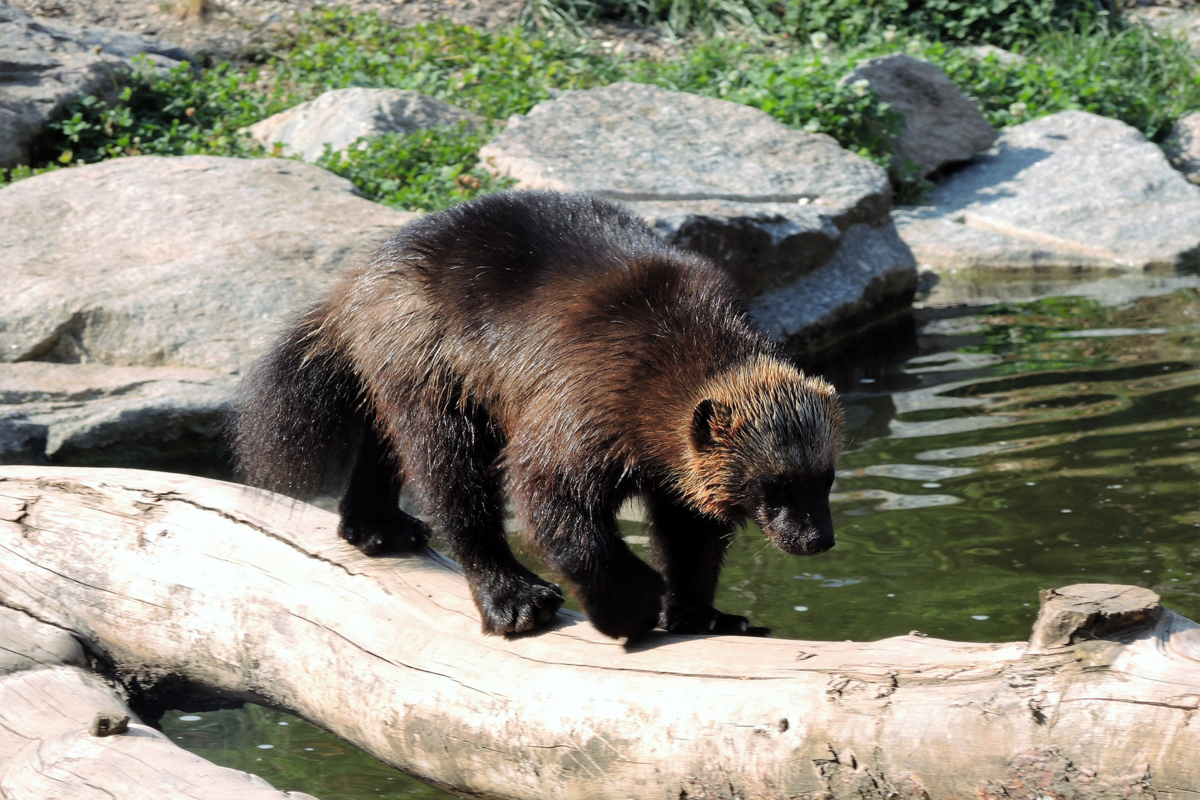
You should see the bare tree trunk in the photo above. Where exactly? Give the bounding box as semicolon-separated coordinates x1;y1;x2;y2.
0;465;1197;800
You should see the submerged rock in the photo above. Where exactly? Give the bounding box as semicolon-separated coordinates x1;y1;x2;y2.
248;88;486;163
895;111;1200;274
480;81;916;344
844;54;996;177
0;0;190;168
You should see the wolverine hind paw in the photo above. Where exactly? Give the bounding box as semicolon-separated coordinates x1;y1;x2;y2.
663;603;771;637
338;511;432;555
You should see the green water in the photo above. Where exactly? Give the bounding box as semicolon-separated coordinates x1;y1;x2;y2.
168;284;1200;799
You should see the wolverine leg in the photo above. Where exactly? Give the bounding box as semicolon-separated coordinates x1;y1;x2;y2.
338;425;431;554
647;491;769;637
394;400;564;636
520;480;665;640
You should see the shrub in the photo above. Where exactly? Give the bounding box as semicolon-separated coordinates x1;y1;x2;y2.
534;0;1120;46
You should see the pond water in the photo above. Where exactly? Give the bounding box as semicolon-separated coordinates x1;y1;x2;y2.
165;278;1200;799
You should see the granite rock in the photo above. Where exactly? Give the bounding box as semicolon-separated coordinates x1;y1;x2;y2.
0;155;416;372
843;54;996;177
0;362;234;465
0;0;189;168
894;111;1200;274
1165;112;1200;186
480;81;916;340
248;88;486;162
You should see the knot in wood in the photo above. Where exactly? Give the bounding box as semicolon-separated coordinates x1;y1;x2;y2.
89;711;130;737
1028;584;1162;651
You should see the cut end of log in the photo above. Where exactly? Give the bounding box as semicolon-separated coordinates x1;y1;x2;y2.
89;711;130;737
1028;583;1162;651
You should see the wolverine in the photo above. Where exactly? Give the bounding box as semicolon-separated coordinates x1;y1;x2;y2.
233;191;843;640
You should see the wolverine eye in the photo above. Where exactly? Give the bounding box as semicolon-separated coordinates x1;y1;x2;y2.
759;474;788;504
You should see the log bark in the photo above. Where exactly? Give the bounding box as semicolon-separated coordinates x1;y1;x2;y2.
0;606;317;799
1;465;1198;800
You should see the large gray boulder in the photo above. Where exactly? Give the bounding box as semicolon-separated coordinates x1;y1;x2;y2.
479;81;916;344
894;111;1200;273
0;154;416;465
0;362;233;465
0;155;416;373
0;0;190;168
843;54;996;177
248;88;486;163
1165;112;1200;186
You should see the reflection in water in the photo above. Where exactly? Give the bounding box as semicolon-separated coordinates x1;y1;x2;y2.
726;286;1200;646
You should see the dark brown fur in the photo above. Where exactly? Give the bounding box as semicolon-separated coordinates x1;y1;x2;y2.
233;191;843;640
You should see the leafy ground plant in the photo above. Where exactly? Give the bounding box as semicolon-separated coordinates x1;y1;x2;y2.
313;124;513;212
42;60;283;164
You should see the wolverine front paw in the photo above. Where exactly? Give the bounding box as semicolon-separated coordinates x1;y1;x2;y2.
474;569;565;635
338;510;432;555
581;561;667;640
662;602;771;637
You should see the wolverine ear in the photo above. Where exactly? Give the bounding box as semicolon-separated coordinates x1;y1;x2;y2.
691;399;732;451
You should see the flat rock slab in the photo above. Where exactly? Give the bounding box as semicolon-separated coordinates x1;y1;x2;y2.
0;155;416;372
0;362;234;465
249;88;486;162
894;111;1200;274
844;54;996;177
480;81;916;341
0;0;189;168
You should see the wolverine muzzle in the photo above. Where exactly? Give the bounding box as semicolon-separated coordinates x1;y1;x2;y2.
759;503;835;556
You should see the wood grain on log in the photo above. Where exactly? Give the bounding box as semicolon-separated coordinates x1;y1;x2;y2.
0;466;1198;800
0;606;317;799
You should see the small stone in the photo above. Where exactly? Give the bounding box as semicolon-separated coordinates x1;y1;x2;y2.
89;711;130;737
958;44;1025;66
248;88;486;163
843;54;996;177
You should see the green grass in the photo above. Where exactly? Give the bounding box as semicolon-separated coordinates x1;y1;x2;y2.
4;3;1197;207
530;0;1119;46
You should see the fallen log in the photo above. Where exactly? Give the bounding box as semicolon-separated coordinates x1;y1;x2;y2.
0;605;317;799
0;465;1197;800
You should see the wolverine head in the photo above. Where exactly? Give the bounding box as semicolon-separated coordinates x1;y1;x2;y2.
683;357;843;556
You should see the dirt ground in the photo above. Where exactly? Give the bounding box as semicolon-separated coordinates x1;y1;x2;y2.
9;0;530;62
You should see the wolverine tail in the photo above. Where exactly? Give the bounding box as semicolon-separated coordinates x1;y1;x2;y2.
230;304;364;498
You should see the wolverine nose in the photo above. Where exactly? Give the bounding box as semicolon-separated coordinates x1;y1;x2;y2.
761;505;835;556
